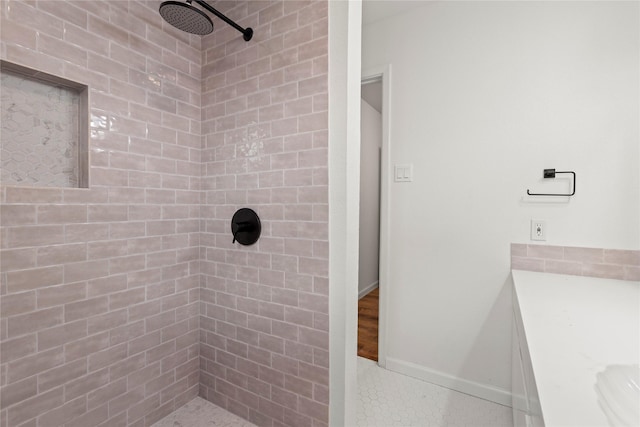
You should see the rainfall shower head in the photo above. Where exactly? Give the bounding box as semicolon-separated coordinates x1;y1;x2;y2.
159;0;253;41
159;1;213;35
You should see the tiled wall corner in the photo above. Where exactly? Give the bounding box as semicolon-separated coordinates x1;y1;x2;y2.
1;1;201;425
199;1;329;426
511;244;640;281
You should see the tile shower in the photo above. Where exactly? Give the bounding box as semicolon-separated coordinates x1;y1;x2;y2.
0;1;329;426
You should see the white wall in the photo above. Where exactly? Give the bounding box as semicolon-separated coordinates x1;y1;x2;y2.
362;1;639;402
359;98;382;297
328;0;361;424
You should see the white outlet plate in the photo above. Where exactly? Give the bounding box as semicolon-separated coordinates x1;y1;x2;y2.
531;220;546;241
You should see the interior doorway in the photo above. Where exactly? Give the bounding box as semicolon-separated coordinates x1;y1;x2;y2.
357;67;390;368
358;78;382;362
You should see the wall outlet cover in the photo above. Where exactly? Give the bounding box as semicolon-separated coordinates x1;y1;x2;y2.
531;220;546;241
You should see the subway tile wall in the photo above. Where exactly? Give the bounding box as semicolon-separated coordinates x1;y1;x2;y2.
1;0;330;426
511;244;640;281
1;1;202;426
199;1;329;426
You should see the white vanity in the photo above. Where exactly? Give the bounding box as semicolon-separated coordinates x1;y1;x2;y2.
511;270;639;427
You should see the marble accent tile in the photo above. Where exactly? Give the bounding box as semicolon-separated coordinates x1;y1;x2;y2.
1;67;83;188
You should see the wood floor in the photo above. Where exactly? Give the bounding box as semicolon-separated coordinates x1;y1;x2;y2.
357;287;379;361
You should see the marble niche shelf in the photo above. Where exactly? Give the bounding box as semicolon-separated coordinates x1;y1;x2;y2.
1;60;89;188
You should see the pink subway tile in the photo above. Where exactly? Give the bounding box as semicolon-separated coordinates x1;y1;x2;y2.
88;16;129;48
63;368;109;402
65;402;108;427
36;395;87;426
1;376;37;408
8;306;63;338
37;243;87;266
38;34;88;65
37;320;87;352
88;343;128;373
6;387;63;426
0;291;35;318
87;240;128;260
1;248;37;272
297;326;328;349
64;260;109;283
64;332;110;362
64;296;109;322
526;244;564;260
284;373;313;399
0;19;37;50
38;358;87;392
87;274;128;298
5;44;65;77
283;408;313;427
7;347;65;384
63;23;109;56
1;205;36;226
7;225;64;248
110;222;146;239
564;246;604;263
109;254;146;275
298;395;328;423
510;243;527;257
313;92;328;112
624;266;640;281
298;292;327;314
64;223;110;243
603;249;640;266
511;256;544;272
36;282;87;308
87;310;128;335
543;260;583;276
581;263;625;280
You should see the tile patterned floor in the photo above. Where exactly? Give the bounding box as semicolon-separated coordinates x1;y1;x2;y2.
153;359;513;427
151;397;257;427
357;357;514;427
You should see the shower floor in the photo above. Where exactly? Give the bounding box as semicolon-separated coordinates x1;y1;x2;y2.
152;358;513;427
151;397;257;427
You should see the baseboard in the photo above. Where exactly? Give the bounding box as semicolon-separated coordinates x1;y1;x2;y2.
385;357;512;407
358;281;379;299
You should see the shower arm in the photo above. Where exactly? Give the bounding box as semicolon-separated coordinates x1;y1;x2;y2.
192;0;253;41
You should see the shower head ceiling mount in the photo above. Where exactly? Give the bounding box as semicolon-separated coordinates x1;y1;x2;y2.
159;0;253;41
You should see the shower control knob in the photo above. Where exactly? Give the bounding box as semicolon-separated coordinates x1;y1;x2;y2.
231;208;261;246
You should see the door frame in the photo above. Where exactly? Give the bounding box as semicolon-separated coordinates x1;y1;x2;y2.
361;64;391;368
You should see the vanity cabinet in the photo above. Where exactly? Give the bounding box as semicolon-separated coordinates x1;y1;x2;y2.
511;269;639;427
512;297;543;427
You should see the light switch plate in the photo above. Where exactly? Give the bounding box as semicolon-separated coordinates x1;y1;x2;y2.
394;164;413;182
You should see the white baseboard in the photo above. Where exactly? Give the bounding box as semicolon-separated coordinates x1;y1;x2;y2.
358;281;379;299
385;357;512;407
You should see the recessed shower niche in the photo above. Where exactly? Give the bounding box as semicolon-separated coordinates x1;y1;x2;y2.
1;60;88;188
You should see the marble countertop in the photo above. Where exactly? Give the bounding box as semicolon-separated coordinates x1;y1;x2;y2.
512;270;639;427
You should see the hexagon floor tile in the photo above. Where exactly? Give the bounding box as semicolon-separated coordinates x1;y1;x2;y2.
151;397;257;427
152;359;513;427
357;357;514;427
